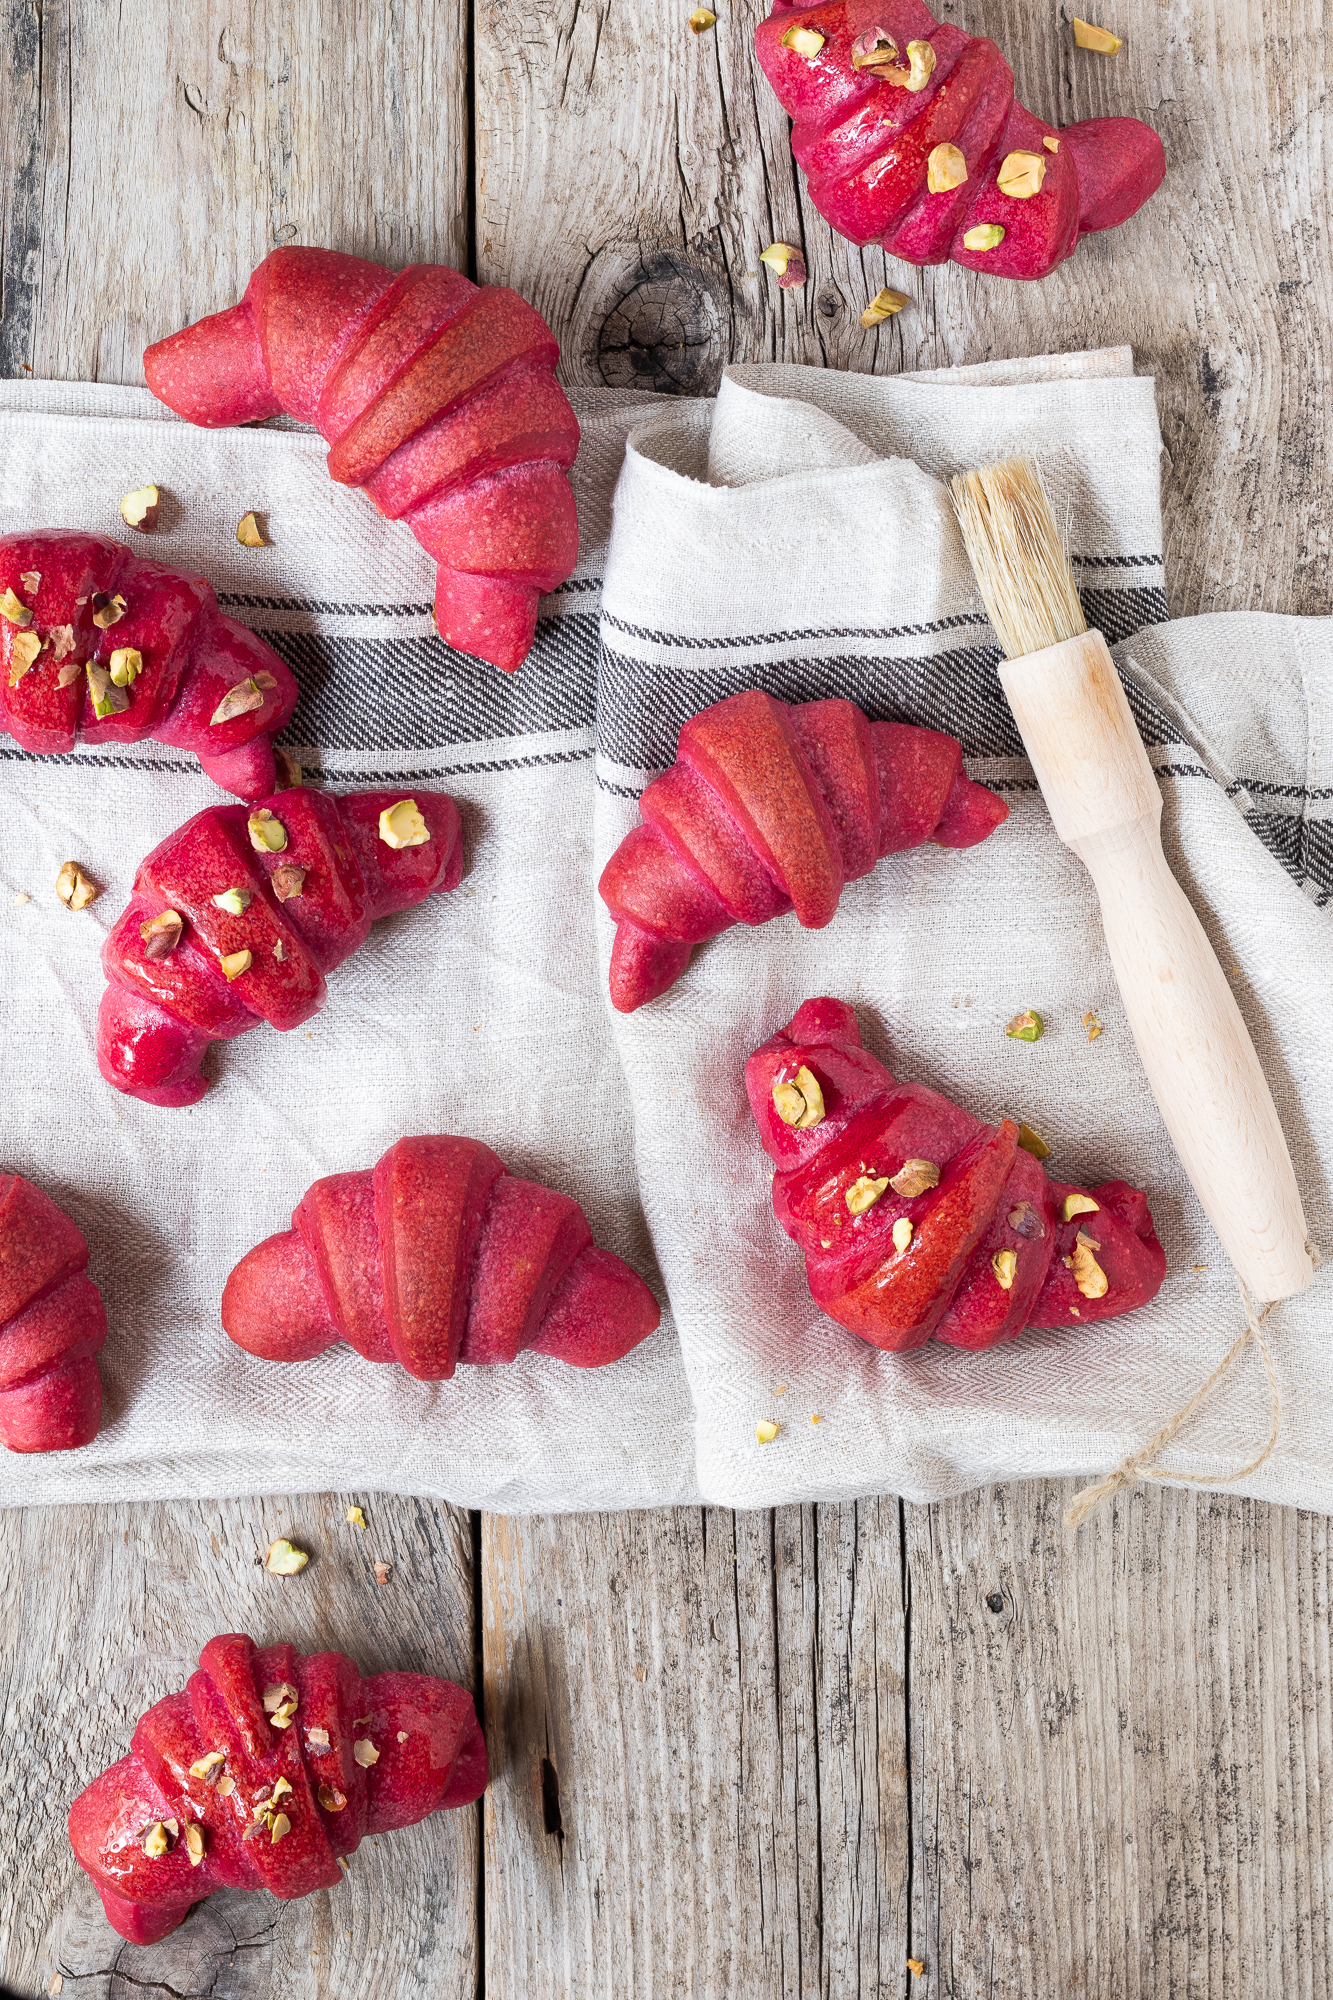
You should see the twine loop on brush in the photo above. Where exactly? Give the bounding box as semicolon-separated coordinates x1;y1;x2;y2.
1064;1270;1291;1531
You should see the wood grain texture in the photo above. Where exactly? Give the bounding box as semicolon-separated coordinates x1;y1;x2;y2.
0;1491;479;2000
0;0;469;385
475;0;1332;619
908;1481;1333;1999
481;1501;909;1998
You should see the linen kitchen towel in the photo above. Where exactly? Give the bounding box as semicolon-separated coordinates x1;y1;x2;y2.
4;353;1331;1516
595;355;1333;1515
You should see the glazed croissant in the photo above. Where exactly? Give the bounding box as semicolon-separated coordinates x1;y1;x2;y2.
599;690;1007;1011
223;1134;661;1378
68;1632;487;1945
757;1;1166;280
747;997;1165;1349
0;1174;106;1453
98;786;462;1108
0;532;297;798
143;248;581;673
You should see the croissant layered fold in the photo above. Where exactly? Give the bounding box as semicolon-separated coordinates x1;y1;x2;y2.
222;1134;661;1380
0;1175;105;1454
0;533;297;798
598;690;1008;1010
756;1;1165;279
68;1633;487;1945
143;249;581;672
747;997;1166;1350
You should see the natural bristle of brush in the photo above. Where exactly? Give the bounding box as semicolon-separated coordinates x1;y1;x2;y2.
950;456;1087;661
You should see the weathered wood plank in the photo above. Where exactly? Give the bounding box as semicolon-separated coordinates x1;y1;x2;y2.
907;1480;1333;1999
481;1501;908;1998
476;0;1331;618
0;1490;479;2000
0;0;469;386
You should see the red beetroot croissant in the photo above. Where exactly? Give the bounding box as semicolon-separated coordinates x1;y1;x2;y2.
0;532;297;798
599;689;1007;1011
68;1632;487;1945
757;2;1165;280
222;1134;661;1379
0;1174;106;1453
143;249;581;673
747;997;1165;1349
98;786;462;1109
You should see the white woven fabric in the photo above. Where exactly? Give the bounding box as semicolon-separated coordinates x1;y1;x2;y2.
4;354;1331;1515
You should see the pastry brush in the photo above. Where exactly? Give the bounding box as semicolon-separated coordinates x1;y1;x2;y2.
950;455;1312;1304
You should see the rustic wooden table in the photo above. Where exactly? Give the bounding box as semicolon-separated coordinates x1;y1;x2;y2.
2;2;1330;1995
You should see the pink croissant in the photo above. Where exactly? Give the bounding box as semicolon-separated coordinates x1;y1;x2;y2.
1;532;297;799
0;1174;106;1453
143;249;581;673
757;1;1165;279
598;690;1008;1011
97;785;462;1108
222;1134;661;1379
69;1632;487;1945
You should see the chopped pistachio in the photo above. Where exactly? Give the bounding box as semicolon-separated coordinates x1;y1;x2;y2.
889;1158;940;1198
378;799;431;849
992;1248;1018;1290
850;28;899;73
108;646;143;688
307;1727;331;1749
271;1777;294;1801
141;1822;172;1858
962;223;1005;252
353;1738;380;1768
1069;1231;1109;1299
8;629;42;684
183;1822;206;1867
48;623;76;663
237;511;269;548
1061;1191;1100;1222
755;1420;781;1444
217;1773;236;1797
56;658;85;690
759;241;807;289
374;1560;392;1586
688;6;717;30
318;1783;348;1811
997;149;1047;200
892;1217;913;1254
846;1173;890;1215
772;1063;825;1129
860;286;910;327
18;570;40;594
897;38;936;89
1072;16;1122;53
927;142;968;193
346;1504;367;1528
121;484;161;532
1007;1201;1044;1240
1084;1011;1103;1042
210;672;276;726
397;1730;409;1744
1043;134;1060;153
212;885;252;917
780;22;824;56
86;663;129;719
1006;1009;1043;1042
1016;1122;1051;1161
189;1750;227;1782
141;908;184;959
270;1812;292;1844
56;861;99;911
270;862;307;900
247;808;288;854
263;1536;308;1574
90;592;127;631
263;1682;300;1726
0;587;33;628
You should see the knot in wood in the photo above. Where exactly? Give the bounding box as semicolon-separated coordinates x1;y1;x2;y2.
597;254;724;396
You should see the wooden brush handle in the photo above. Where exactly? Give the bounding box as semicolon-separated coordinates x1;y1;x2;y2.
1000;631;1313;1303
